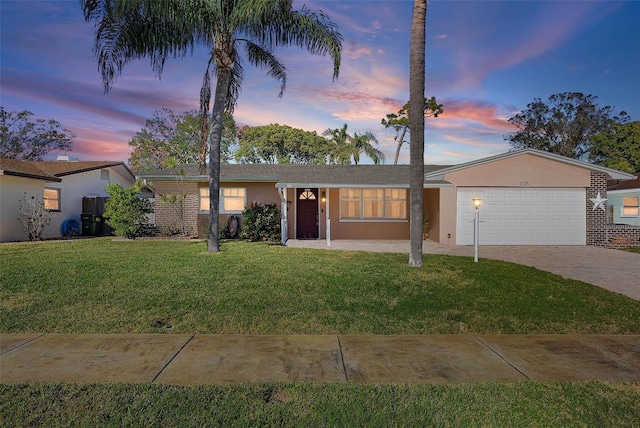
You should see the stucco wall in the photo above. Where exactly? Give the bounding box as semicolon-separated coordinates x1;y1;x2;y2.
47;167;132;239
444;153;591;188
0;166;132;242
0;175;55;242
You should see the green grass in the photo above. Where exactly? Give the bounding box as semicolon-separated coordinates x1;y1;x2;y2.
2;382;639;427
1;238;639;334
2;239;640;426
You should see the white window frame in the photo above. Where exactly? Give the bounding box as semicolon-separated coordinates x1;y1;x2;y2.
43;188;60;211
621;196;639;217
199;187;247;214
339;188;407;221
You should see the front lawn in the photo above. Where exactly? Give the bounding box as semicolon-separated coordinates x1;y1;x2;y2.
3;239;640;426
2;382;639;427
1;238;639;334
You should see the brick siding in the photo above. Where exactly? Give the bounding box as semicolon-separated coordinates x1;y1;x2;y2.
587;171;640;248
153;181;199;236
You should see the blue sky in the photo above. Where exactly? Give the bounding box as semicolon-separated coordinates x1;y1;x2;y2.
1;0;639;165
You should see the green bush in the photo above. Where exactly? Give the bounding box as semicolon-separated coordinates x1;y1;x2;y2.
103;182;154;239
239;202;281;242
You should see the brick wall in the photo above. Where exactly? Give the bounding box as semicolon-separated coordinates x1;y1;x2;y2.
587;171;640;248
154;181;199;236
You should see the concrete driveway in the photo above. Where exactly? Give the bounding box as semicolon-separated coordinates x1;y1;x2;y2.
286;240;640;301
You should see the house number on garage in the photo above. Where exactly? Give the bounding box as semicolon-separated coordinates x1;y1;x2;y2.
519;181;530;187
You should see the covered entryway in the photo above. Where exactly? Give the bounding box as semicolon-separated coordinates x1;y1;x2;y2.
456;188;586;245
296;188;319;239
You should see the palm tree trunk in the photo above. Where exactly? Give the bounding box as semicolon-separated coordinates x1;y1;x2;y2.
207;70;231;253
408;0;427;267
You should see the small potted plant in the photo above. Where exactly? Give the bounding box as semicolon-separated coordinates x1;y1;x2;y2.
422;219;430;240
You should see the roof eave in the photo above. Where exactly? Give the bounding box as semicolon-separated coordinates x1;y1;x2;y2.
0;170;62;182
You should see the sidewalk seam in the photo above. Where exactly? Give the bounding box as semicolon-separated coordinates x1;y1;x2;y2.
151;334;195;383
473;335;531;381
337;336;349;382
0;333;46;356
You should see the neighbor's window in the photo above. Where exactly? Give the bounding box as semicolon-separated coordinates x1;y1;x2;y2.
340;188;406;220
199;187;246;213
622;197;639;217
43;188;60;211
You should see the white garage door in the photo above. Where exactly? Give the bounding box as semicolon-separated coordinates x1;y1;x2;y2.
456;188;586;245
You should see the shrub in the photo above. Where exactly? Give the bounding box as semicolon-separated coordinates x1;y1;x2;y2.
103;182;154;239
239;202;281;242
17;193;56;241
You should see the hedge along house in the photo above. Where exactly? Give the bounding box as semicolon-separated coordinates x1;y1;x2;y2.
140;148;638;248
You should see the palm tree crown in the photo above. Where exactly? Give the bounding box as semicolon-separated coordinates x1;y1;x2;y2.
323;123;384;165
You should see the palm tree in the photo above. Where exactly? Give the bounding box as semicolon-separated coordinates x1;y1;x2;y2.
409;0;427;267
81;0;342;253
351;131;385;165
322;123;351;164
323;124;384;164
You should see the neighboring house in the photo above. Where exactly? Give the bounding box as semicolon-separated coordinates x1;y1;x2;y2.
0;158;135;242
607;173;640;226
139;148;639;248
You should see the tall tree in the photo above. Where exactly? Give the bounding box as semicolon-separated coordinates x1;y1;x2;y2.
381;97;443;164
589;121;640;174
82;0;342;253
409;0;426;267
323;123;384;164
506;92;629;159
235;123;332;164
128;109;237;173
0;107;75;160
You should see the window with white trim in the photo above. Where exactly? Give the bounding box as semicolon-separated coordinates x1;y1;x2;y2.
622;197;639;217
43;188;60;211
199;187;247;213
340;188;406;220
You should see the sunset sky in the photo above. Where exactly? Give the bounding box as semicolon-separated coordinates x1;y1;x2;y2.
1;0;639;165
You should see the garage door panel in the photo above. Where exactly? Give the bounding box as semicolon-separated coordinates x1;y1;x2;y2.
457;188;585;245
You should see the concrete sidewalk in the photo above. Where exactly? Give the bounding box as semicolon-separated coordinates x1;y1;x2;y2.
2;334;639;385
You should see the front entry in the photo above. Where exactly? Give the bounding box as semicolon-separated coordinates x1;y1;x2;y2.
296;188;319;239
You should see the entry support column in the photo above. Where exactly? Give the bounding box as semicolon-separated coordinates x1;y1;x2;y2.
325;187;331;247
279;187;288;245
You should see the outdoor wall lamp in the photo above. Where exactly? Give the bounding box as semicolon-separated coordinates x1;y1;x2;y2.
472;197;481;262
321;191;326;203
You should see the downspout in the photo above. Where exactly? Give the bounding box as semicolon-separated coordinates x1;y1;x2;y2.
279;187;288;245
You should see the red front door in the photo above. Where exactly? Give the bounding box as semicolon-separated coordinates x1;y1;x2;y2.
296;188;319;239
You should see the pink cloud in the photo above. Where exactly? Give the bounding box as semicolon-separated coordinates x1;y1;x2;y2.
435;99;517;134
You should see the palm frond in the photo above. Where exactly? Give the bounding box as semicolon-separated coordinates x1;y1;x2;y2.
81;0;211;91
244;41;287;97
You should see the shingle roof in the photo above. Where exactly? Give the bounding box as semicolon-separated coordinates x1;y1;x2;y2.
140;164;454;187
32;161;127;177
0;158;61;181
0;159;134;182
